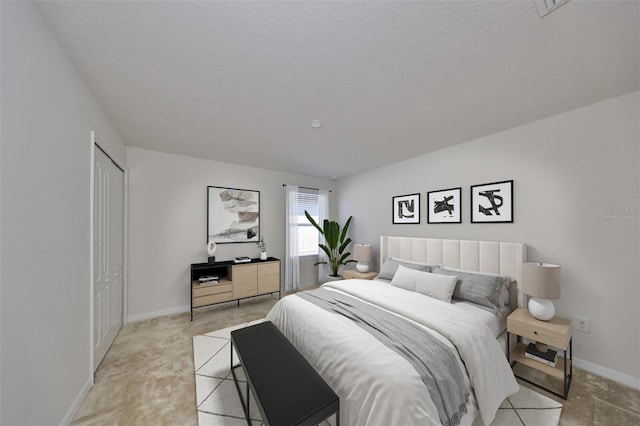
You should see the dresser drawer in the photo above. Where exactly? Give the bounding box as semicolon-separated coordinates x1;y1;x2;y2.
193;283;233;298
193;289;233;307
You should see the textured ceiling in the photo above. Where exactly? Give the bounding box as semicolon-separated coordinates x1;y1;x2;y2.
36;1;639;179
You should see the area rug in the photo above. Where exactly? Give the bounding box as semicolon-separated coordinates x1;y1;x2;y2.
193;321;562;426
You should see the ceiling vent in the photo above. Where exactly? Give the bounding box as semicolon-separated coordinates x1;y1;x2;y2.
534;0;571;18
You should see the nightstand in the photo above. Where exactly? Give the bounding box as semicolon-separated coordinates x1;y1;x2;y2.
342;270;378;280
507;307;572;399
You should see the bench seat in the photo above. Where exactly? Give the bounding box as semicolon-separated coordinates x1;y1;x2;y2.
231;321;340;426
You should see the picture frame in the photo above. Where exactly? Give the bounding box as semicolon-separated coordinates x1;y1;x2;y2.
392;193;421;224
470;180;513;223
207;186;260;243
427;187;462;224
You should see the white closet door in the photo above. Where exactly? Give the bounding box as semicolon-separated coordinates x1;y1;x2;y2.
93;146;124;371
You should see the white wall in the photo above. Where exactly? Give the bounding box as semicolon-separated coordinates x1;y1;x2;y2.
337;91;640;386
126;147;335;320
0;2;127;424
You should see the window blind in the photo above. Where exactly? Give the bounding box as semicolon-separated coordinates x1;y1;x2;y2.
296;189;319;257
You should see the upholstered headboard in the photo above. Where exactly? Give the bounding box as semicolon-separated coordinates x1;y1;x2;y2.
380;236;527;307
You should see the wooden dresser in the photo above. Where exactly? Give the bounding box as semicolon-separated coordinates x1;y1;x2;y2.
190;258;280;320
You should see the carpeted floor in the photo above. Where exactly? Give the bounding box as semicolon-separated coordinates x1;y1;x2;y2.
193;321;562;426
72;293;640;425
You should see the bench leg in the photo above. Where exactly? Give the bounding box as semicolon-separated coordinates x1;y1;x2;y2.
246;381;250;421
230;341;252;426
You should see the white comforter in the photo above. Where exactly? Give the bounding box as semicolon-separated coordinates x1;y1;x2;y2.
265;279;518;426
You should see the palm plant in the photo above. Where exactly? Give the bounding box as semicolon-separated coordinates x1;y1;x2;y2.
304;211;356;277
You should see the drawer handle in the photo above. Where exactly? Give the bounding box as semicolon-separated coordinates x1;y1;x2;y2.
534;331;538;335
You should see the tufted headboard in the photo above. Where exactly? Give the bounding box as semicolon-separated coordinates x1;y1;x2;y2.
380;236;527;308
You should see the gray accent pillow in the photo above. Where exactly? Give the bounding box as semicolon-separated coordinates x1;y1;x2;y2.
431;266;509;312
439;266;513;308
376;258;432;281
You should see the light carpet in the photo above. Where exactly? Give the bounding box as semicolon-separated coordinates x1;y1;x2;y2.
193;321;562;426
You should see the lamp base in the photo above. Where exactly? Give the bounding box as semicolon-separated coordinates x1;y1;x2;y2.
528;297;555;321
356;262;369;273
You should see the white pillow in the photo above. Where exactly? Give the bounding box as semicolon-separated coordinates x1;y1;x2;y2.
390;265;458;303
390;264;419;292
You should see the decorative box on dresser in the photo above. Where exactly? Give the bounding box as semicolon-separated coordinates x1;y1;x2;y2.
190;258;280;320
507;307;573;399
342;270;378;280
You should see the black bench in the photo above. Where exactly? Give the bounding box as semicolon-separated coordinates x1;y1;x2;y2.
230;321;340;426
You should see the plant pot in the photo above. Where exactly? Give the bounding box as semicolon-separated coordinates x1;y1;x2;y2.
260;252;267;260
325;274;342;282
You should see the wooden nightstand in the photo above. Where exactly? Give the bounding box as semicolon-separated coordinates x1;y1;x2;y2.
342;270;378;280
507;307;572;399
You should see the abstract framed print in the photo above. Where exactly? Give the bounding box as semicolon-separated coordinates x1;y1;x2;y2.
470;180;513;223
427;187;461;224
392;193;420;224
207;186;260;243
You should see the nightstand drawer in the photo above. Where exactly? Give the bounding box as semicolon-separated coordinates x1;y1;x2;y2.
507;308;571;349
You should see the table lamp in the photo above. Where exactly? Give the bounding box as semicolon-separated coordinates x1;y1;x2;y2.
523;262;561;321
353;244;372;273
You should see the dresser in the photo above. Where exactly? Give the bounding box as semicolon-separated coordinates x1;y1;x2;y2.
190;258;281;320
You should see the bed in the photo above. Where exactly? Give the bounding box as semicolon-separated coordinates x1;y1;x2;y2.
265;236;527;426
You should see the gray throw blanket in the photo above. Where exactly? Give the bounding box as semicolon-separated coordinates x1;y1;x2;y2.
297;288;470;426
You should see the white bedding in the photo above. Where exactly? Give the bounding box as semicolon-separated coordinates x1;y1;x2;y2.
375;277;508;338
265;279;518;426
451;300;507;338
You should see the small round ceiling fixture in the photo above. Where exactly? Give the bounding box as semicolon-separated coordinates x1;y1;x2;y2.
309;120;323;129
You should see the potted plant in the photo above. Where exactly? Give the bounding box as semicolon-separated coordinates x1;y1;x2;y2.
304;211;356;278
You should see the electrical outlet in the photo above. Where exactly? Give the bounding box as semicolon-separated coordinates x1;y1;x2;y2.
573;316;591;333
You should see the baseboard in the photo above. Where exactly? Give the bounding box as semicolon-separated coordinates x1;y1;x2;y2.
61;377;91;425
573;357;640;391
521;338;640;391
127;305;190;323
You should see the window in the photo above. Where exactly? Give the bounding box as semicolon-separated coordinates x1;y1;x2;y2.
296;189;320;257
285;185;329;291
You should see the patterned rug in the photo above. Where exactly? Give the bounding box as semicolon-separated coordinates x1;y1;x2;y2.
193;320;562;426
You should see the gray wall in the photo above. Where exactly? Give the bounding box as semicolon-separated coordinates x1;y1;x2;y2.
337;91;640;384
0;2;127;424
126;147;335;320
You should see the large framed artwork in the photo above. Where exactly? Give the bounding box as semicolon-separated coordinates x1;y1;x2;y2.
470;180;513;223
207;186;260;243
427;187;461;224
392;193;420;224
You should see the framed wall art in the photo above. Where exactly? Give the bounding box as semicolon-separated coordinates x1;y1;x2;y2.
470;180;513;223
427;187;461;224
207;186;260;243
392;193;420;224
